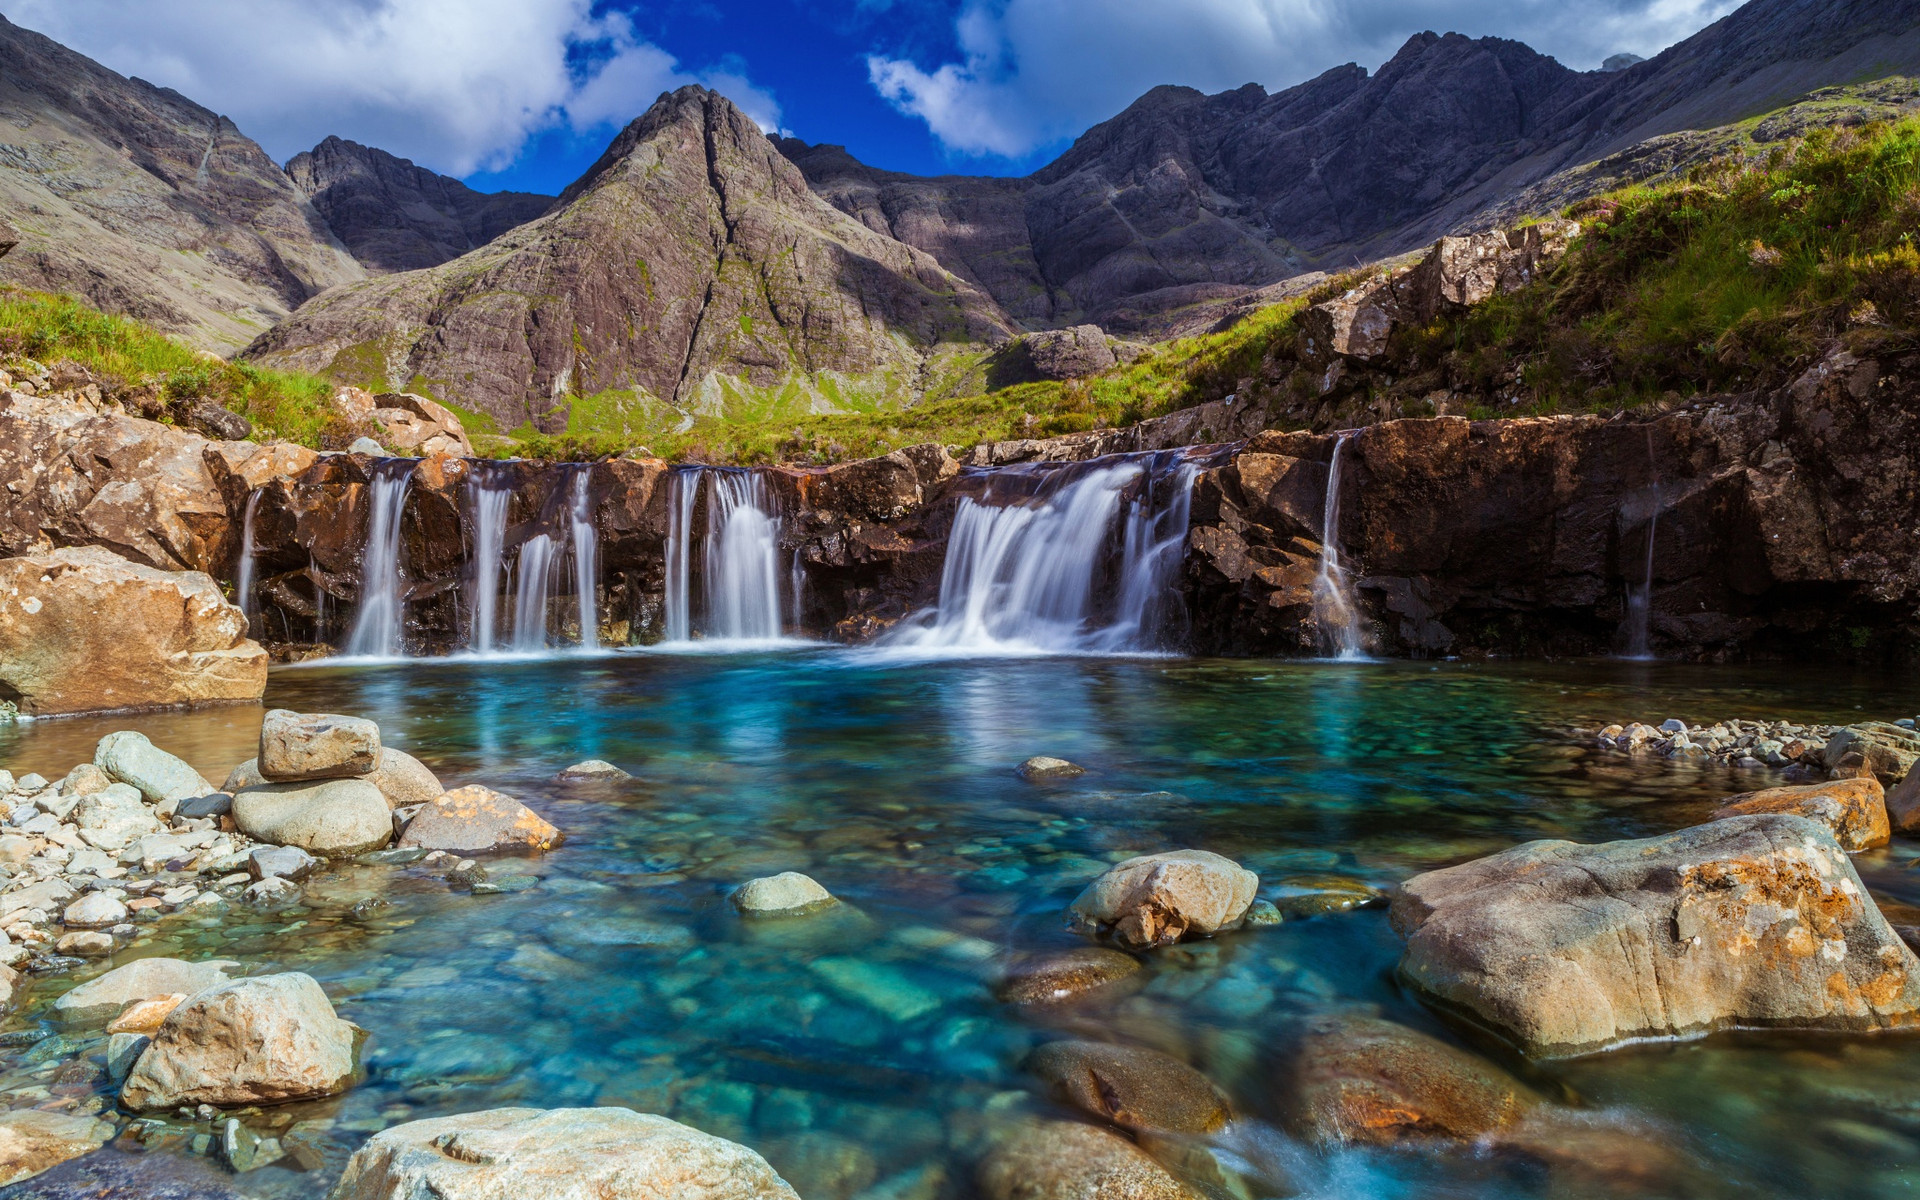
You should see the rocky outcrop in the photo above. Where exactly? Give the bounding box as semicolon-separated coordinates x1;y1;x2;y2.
333;387;474;457
328;1107;800;1200
0;14;360;352
1390;814;1920;1056
246;87;1010;433
0;547;267;715
286;136;552;273
119;972;356;1109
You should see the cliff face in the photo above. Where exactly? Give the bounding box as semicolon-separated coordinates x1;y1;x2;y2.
0;15;362;353
244;87;1011;432
285;137;553;273
782;0;1920;334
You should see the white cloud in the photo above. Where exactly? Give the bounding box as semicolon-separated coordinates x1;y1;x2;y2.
869;0;1744;159
2;0;781;176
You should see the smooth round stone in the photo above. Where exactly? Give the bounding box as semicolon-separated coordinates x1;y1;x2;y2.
1028;1040;1232;1134
62;892;127;929
995;946;1142;1006
56;931;115;957
556;760;632;781
733;873;836;916
231;779;392;857
1018;757;1086;782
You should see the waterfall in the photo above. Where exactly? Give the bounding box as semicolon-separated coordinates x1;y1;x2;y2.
663;468;785;643
1310;432;1369;660
789;548;806;631
234;488;262;633
512;533;559;652
889;451;1199;654
465;468;512;654
344;460;412;658
569;467;599;650
1621;427;1662;660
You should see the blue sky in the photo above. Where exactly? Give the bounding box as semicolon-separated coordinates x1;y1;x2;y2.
11;1;1743;196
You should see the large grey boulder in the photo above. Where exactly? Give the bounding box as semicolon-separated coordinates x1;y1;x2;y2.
231;778;392;856
258;709;380;780
1390;814;1920;1056
94;731;214;803
119;972;356;1109
1071;850;1258;949
53;956;236;1026
327;1107;799;1200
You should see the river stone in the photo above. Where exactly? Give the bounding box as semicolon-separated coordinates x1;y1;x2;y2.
59;763;111;798
94;731;214;804
0;1109;116;1186
119;972;356;1109
1018;756;1086;781
733;872;836;915
57;931;114;957
1390;814;1920;1056
1028;1040;1231;1134
327;1107;800;1200
1269;874;1384;917
232;778;392;856
62;892;127;928
175;792;232;819
53;956;238;1025
258;709;381;780
1710;777;1889;850
1071;850;1259;949
249;844;318;881
72;783;160;852
1273;1013;1540;1145
367;748;443;808
976;1119;1201;1200
396;785;563;854
1891;768;1920;834
105;1032;149;1084
996;947;1144;1006
557;759;631;781
220;759;264;793
1824;722;1920;783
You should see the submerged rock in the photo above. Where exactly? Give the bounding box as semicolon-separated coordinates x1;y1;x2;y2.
258;709;381;780
1027;1040;1231;1135
1272;1013;1539;1145
1709;777;1889;850
1390;814;1920;1056
0;1109;116;1186
1071;850;1258;949
1267;874;1383;917
119;972;356;1109
996;947;1143;1007
1018;756;1086;781
232;778;392;856
327;1107;800;1199
397;785;563;854
733;872;836;916
53;956;236;1026
557;759;632;781
976;1119;1201;1200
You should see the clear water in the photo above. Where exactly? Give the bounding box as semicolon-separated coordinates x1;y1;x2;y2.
3;654;1919;1198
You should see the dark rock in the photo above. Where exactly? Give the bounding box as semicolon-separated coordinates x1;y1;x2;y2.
173;793;231;820
182;401;251;442
1027;1040;1231;1134
0;1143;248;1199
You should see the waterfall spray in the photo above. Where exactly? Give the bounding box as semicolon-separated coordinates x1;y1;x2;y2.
234;488;262;634
663;468;785;642
512;533;559;651
1310;432;1369;660
344;460;413;657
465;470;512;654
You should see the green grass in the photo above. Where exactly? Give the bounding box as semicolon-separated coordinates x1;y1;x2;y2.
0;287;339;444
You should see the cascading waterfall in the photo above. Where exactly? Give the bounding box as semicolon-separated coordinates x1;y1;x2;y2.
344;460;413;658
234;488;262;633
569;467;599;651
663;468;785;642
889;451;1199;654
465;469;513;654
512;533;559;652
1621;426;1662;660
1310;432;1369;660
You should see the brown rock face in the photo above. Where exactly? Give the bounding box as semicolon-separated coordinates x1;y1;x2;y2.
1273;1014;1540;1144
1027;1041;1231;1135
1390;814;1920;1056
397;785;563;854
246;87;1010;432
0;546;267;716
1710;778;1890;851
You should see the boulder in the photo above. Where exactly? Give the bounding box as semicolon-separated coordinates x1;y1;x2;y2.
224;747;442;809
370;392;474;458
119;972;356;1109
396;785;563;854
95;731;215;804
72;783;161;851
1272;1013;1539;1145
1300;279;1398;361
1824;723;1920;784
62;892;128;928
327;1107;799;1200
53;956;236;1025
231;779;393;856
258;709;381;780
1889;768;1920;833
1390;814;1920;1056
733;872;836;916
995;947;1143;1007
1071;850;1259;949
249;844;318;881
57;931;114;957
0;547;267;716
0;1110;116;1186
1710;777;1889;850
1027;1041;1230;1135
59;763;111;798
556;759;631;781
1018;756;1086;781
976;1119;1201;1200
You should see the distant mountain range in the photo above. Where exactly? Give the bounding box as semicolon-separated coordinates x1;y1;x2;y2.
0;0;1916;430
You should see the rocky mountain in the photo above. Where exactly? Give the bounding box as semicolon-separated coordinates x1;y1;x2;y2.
285;137;553;273
782;0;1920;333
0;14;361;354
244;87;1010;433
